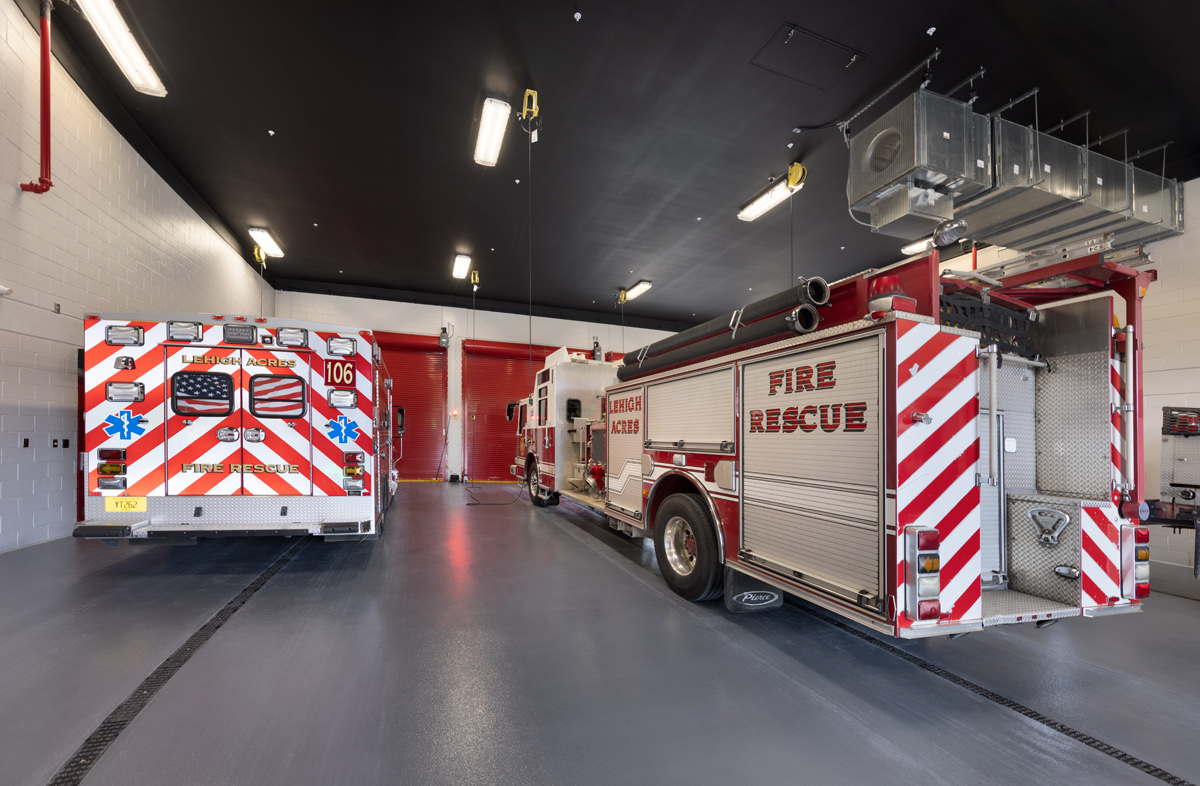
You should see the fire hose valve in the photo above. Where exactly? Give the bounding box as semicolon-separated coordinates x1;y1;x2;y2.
910;412;933;425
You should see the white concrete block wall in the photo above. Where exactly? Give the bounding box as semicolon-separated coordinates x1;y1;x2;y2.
0;0;273;552
276;291;673;476
1142;178;1200;568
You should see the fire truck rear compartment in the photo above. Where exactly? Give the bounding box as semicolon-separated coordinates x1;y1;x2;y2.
979;297;1122;625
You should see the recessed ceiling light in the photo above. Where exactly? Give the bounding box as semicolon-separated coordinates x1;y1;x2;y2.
696;217;702;221
926;26;936;35
452;254;471;279
313;223;318;227
248;228;284;258
474;97;511;166
75;0;167;96
515;179;520;184
268;130;275;136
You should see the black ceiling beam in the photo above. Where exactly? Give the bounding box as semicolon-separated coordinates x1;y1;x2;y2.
11;0;259;278
273;278;695;334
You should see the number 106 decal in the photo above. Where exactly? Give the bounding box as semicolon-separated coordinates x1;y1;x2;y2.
325;358;356;387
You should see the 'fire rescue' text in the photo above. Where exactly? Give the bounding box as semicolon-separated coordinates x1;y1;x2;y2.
750;360;867;433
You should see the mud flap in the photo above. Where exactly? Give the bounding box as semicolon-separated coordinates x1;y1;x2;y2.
723;568;783;613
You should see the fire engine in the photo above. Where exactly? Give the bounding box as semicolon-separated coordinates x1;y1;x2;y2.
76;313;394;543
512;251;1158;639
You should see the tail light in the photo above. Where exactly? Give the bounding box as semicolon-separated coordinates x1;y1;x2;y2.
917;600;941;621
344;477;365;494
98;477;127;490
344;465;364;477
97;463;126;476
1122;526;1151;600
329;389;358;409
343;452;364;464
98;448;126;461
906;526;942;623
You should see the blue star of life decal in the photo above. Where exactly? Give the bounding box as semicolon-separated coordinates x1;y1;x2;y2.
102;410;146;440
327;415;361;444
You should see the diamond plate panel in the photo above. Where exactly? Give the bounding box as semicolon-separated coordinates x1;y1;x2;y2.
981;589;1080;626
1035;351;1111;500
1007;495;1081;607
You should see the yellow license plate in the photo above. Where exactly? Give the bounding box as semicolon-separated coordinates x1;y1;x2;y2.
104;496;147;513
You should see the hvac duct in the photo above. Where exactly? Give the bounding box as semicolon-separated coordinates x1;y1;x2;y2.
848;90;1184;252
848;90;991;240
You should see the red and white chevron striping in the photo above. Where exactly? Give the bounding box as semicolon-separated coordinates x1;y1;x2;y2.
894;320;981;626
1080;504;1129;608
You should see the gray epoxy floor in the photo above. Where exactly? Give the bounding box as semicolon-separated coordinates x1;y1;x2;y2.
2;484;1199;786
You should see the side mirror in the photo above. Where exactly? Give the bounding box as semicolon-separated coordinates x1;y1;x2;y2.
395;406;405;435
506;402;518;421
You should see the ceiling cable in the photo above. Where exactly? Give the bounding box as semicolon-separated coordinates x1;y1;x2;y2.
468;102;539;506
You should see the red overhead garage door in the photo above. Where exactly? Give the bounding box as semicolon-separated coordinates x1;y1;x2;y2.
378;332;447;481
462;341;589;482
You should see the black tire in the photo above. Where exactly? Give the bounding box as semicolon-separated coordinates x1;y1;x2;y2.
527;462;547;507
653;493;722;601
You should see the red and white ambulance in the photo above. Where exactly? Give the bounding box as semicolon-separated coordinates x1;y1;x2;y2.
514;252;1156;638
77;313;393;542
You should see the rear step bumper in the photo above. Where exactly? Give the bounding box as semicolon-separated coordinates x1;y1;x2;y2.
73;520;369;540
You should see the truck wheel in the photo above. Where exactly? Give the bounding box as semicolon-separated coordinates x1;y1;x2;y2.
654;494;722;602
527;463;547;507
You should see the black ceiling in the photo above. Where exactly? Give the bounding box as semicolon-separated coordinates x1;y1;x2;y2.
22;0;1200;330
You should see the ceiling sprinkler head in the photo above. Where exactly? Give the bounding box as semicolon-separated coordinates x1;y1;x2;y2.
574;10;581;21
926;26;936;35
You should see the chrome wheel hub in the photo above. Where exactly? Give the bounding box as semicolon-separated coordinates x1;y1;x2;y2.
663;515;697;577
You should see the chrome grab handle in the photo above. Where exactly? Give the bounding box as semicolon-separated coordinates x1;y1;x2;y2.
216;427;238;442
244;428;265;443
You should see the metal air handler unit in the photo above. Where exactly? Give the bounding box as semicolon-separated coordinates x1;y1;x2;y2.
513;252;1157;639
76;314;396;543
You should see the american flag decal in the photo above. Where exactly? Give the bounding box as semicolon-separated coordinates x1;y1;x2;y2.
173;372;235;415
250;375;306;417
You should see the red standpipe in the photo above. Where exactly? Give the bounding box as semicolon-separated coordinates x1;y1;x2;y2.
21;0;53;194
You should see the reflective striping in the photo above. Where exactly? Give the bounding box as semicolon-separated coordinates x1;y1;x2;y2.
898;397;980;483
1081;504;1123;606
895;323;981;624
897;352;978;437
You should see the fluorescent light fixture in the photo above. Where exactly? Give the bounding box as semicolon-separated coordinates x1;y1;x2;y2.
474;98;511;166
74;0;167;97
624;280;652;301
901;238;933;256
452;254;471;279
248;228;285;258
737;163;806;222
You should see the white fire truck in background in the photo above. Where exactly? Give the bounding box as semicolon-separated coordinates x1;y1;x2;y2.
76;313;395;543
513;252;1158;639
